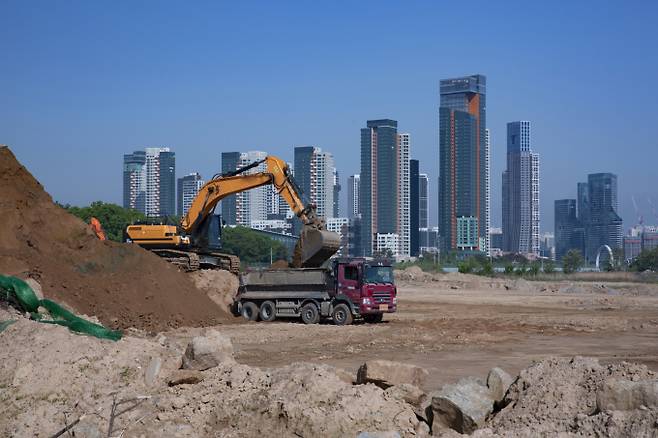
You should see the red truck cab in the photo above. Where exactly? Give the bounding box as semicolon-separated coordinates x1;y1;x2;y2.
334;258;397;323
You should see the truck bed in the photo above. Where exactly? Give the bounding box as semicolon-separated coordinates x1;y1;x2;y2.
239;268;335;294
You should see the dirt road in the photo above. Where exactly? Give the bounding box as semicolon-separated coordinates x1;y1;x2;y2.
177;279;658;391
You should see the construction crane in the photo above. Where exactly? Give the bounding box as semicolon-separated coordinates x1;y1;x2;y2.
124;155;340;273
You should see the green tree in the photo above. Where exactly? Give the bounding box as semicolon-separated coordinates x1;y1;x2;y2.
62;201;146;242
221;226;288;266
543;259;556;274
504;264;515;275
479;259;494;277
528;261;541;276
631;247;658;272
562;249;584;274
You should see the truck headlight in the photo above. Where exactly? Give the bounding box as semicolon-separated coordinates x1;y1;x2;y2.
362;297;372;305
393;297;397;304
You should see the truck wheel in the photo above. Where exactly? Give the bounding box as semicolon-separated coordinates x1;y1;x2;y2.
241;301;259;321
259;301;276;322
363;313;383;324
300;303;320;325
332;303;353;326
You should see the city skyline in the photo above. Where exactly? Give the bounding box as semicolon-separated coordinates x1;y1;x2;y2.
3;2;657;234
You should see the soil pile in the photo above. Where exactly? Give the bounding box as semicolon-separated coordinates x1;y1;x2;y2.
189;269;239;312
0;146;228;331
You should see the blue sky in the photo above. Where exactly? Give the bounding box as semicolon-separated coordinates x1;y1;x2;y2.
2;1;657;231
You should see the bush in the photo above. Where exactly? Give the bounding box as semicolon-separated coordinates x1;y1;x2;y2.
62;201;146;242
631;247;658;272
543;259;556;274
562;249;584;274
528;262;541;276
504;264;515;275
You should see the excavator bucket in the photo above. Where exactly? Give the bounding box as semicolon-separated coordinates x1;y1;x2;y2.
293;226;341;268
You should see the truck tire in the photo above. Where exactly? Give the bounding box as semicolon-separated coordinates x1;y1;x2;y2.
259;301;276;322
241;301;259;321
363;313;383;324
300;303;320;325
332;303;353;326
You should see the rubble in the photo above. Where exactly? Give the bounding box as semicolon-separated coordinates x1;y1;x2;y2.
181;329;235;371
356;359;429;389
486;367;513;403
430;377;494;434
597;378;658;411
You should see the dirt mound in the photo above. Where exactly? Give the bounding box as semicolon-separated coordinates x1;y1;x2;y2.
0;146;228;331
189;269;239;313
0;312;421;437
488;356;656;436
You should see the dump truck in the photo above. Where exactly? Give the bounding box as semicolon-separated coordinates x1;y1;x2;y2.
234;258;397;325
125;155;340;273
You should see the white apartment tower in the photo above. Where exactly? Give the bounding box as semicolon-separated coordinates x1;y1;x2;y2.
397;133;411;257
348;174;360;218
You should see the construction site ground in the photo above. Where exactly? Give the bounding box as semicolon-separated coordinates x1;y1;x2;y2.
171;274;658;391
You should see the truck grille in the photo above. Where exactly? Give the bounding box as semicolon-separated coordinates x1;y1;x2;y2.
372;292;391;304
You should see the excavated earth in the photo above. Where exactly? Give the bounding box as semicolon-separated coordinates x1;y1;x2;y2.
0;146;230;331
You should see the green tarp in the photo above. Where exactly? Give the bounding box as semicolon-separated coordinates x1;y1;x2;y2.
0;275;122;341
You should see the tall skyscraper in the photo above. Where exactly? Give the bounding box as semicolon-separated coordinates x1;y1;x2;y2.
177;172;205;217
555;199;579;261
294;146;335;219
419;173;429;229
438;74;488;254
220;152;241;225
583;173;623;262
347;174;360;218
410;159;420;257
359;119;411;257
123;147;174;217
502;121;540;256
333;168;341;218
123;150;146;213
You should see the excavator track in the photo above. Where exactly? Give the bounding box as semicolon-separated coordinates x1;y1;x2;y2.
151;249;239;274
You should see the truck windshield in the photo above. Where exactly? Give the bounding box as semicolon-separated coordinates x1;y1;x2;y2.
364;266;394;284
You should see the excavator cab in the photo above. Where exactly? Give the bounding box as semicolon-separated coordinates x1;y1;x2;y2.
194;213;223;252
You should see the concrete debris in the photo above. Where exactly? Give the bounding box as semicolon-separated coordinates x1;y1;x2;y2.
597;378;658;411
486;367;513;403
356;359;429;389
181;329;234;371
144;356;162;386
384;383;426;407
430;377;494;434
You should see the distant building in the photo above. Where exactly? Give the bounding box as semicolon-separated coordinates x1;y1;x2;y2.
581;173;623;263
360;119;410;258
333;169;341;218
554;199;579;261
249;219;292;235
220;152;241;225
540;232;555;260
123;150;146;213
347;174;360;218
502;121;540;256
294;146;335;220
489;227;503;252
327;217;350;256
419;227;440;254
177;172;205;217
624;226;658;263
438;74;488;255
410;159;420;257
419;173;429;229
123;148;174;217
376;233;400;257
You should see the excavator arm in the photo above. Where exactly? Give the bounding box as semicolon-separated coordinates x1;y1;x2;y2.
181;155;339;267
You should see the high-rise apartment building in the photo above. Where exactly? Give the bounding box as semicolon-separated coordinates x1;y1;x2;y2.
502;121;540;256
438;74;488;254
554;199;579;261
359;119;411;258
419;173;429;229
333;169;341;218
348;174;360;218
410;159;420;257
220;152;241;225
123;148;174;217
177;172;205;217
582;173;623;262
294;146;335;220
123;150;146;213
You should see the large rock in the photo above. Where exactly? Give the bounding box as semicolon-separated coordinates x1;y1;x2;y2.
487;367;513;402
597;378;658;411
356;359;429;389
181;329;234;371
431;377;494;434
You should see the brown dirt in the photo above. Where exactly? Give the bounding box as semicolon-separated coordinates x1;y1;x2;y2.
0;145;229;331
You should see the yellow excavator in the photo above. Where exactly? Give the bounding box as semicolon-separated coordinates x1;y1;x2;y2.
125;155;341;273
